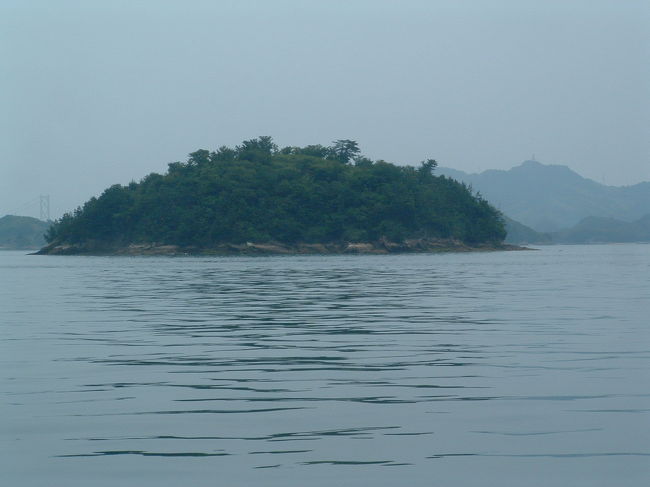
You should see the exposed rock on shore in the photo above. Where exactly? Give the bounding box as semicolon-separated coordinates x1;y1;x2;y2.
36;238;527;256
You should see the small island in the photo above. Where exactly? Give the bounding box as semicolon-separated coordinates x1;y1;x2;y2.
38;137;516;255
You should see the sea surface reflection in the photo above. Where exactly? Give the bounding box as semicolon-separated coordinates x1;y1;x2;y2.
1;245;649;486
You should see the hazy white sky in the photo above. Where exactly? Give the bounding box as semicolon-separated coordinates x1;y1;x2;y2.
2;0;649;219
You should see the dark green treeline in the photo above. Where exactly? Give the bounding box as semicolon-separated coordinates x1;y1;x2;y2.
45;137;506;246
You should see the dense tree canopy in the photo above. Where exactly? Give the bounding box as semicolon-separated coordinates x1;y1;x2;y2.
45;138;506;247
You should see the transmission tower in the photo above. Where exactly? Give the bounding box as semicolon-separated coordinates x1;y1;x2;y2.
39;195;50;221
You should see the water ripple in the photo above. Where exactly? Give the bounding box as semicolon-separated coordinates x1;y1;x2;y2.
3;247;650;485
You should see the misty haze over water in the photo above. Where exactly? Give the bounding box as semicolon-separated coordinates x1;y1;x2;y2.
2;0;649;219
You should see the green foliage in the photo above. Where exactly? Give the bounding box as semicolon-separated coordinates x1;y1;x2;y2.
329;139;361;164
45;137;506;246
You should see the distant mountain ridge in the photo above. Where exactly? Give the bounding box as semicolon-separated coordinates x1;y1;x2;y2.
503;213;650;245
0;215;50;249
502;216;551;244
553;214;650;244
438;161;650;232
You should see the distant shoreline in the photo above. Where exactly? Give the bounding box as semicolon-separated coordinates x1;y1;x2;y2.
35;238;529;256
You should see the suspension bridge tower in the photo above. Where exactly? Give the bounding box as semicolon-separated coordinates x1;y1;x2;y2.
39;195;51;221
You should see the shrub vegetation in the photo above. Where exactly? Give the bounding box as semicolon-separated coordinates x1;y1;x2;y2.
45;137;506;247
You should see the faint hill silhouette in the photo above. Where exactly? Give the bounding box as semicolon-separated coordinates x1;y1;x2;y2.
0;215;50;249
552;214;650;243
438;160;650;232
502;215;551;244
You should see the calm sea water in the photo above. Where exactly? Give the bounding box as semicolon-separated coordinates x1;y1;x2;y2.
1;245;649;486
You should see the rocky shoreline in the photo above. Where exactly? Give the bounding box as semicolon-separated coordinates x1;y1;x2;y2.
35;238;529;256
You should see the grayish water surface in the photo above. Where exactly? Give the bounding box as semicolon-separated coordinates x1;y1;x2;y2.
1;245;649;486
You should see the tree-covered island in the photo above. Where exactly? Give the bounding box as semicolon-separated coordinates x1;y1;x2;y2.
39;137;513;255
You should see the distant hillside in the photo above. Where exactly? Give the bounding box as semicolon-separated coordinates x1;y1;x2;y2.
0;215;50;249
438;161;650;232
503;216;551;245
552;215;650;243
